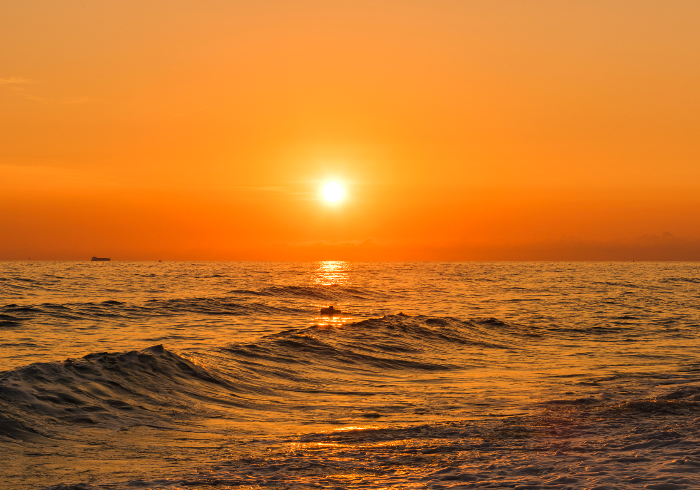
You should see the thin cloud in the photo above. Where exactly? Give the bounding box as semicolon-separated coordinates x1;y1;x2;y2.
0;77;33;85
1;77;88;104
29;95;90;104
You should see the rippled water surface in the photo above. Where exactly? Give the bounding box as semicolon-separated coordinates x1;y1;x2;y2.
1;261;699;489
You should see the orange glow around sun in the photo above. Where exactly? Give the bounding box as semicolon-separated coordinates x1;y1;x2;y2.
1;1;699;260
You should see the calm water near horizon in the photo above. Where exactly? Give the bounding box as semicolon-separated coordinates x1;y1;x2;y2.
1;261;699;489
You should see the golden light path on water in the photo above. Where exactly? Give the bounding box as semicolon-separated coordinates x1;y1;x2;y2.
312;260;350;287
311;260;356;328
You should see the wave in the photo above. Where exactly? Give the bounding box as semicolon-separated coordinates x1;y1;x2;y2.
1;282;393;327
221;314;513;374
229;284;380;301
33;374;700;490
4;312;700;490
0;296;307;327
659;276;700;284
0;345;243;442
0;313;22;328
0;314;517;443
9;311;691;449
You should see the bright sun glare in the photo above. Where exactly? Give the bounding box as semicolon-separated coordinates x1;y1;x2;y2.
323;182;344;202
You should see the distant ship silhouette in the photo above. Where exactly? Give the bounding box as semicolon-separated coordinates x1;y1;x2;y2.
91;256;111;262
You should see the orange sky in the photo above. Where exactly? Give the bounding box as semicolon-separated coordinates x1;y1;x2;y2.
1;1;699;260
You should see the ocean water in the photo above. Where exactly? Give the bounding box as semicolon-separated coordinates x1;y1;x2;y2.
1;261;700;489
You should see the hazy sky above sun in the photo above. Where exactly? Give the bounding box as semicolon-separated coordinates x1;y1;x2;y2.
1;0;699;260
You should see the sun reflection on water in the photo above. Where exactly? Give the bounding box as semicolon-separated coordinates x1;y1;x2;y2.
312;261;350;286
311;261;355;327
333;425;378;432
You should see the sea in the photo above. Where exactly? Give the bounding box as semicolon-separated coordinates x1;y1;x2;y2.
1;261;699;489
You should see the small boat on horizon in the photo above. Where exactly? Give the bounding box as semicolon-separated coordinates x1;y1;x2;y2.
91;256;111;262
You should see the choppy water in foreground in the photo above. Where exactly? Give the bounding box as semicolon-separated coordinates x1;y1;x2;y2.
1;261;699;489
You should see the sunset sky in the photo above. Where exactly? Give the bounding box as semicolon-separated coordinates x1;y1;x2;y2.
2;1;699;260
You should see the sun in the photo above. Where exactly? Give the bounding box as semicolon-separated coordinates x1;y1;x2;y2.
323;182;344;202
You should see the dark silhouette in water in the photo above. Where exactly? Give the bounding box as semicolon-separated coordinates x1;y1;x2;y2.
91;256;111;262
320;305;341;315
